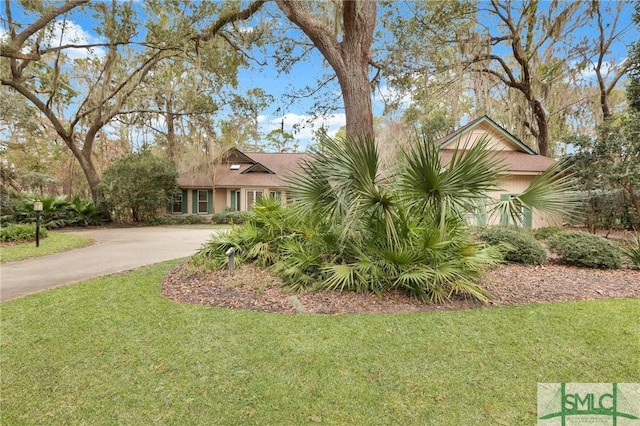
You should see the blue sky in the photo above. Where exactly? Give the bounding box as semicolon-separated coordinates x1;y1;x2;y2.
2;1;638;151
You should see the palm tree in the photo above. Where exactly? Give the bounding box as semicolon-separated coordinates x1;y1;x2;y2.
196;133;574;303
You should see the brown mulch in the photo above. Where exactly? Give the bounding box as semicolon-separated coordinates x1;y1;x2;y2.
162;261;640;315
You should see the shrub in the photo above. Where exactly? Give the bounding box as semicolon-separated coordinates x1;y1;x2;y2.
621;234;640;268
546;231;622;269
179;215;209;225
580;189;638;232
533;226;563;241
147;214;211;226
211;210;247;224
0;223;48;242
0;193;104;228
99;150;178;222
478;227;547;265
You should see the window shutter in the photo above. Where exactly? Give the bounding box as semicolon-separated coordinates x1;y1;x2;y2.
208;189;213;214
523;206;533;228
182;189;188;214
477;199;487;227
500;194;510;225
192;190;197;215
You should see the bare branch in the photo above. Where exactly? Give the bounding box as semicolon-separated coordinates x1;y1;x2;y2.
470;54;520;89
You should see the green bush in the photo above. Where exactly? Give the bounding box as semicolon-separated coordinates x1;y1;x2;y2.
621;234;640;268
0;223;48;242
99;150;178;222
178;215;208;225
533;226;563;240
478;227;547;265
147;214;211;226
546;231;623;269
211;210;247;224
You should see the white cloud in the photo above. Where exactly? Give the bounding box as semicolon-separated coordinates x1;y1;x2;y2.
572;59;627;84
373;84;413;112
261;112;346;145
1;20;106;60
45;20;106;60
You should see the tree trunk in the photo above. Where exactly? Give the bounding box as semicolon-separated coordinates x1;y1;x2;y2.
166;96;176;162
276;0;376;140
627;183;640;220
531;99;549;156
66;137;102;202
599;84;611;119
337;35;374;139
338;0;375;138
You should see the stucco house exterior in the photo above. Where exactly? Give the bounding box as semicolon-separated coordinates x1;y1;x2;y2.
174;115;560;228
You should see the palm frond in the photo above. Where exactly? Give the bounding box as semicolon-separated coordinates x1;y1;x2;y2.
517;160;578;217
490;160;578;227
320;263;369;293
397;134;506;232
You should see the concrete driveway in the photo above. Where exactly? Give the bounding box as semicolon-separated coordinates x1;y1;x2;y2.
1;227;219;302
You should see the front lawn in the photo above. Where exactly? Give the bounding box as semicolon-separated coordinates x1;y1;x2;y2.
1;261;638;425
0;232;94;263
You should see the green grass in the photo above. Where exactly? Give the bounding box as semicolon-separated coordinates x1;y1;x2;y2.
0;232;94;263
1;261;638;425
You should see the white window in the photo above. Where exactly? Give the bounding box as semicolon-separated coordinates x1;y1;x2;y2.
230;189;241;211
172;192;183;214
230;164;241;170
269;190;282;201
246;190;263;208
197;190;208;214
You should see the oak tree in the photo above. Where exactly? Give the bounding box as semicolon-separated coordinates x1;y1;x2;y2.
275;0;376;139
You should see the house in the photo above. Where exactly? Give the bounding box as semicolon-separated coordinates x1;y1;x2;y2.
174;116;560;228
436;115;560;228
174;149;311;215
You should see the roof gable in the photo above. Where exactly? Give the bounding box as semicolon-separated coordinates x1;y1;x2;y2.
241;163;275;174
223;148;256;164
438;115;537;155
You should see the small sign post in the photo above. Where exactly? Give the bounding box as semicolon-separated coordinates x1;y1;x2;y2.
225;247;236;276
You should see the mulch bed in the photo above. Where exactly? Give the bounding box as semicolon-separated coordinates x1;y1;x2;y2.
162;261;640;315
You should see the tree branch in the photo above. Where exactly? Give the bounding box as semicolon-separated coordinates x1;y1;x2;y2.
195;0;267;42
470;54;520;89
1;0;89;59
1;78;71;141
275;0;344;73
